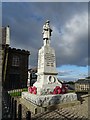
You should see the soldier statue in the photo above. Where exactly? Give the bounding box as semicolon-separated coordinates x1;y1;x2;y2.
42;20;52;40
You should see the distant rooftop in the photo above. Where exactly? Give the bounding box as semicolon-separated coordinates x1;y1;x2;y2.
76;78;90;83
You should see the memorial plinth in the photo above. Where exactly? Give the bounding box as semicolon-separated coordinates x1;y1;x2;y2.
33;45;63;95
21;20;77;112
22;92;77;107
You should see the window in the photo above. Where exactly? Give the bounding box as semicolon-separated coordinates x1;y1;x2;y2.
12;56;20;66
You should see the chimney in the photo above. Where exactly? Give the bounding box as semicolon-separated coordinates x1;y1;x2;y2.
6;26;10;45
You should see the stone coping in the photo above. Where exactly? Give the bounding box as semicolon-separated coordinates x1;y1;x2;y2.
81;94;90;98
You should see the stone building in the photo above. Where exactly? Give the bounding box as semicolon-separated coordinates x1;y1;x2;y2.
75;78;90;92
2;26;30;90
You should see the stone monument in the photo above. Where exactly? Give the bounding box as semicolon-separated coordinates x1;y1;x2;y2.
22;20;77;110
32;20;63;95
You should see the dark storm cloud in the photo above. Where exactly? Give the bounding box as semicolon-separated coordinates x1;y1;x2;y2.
2;2;88;67
52;11;88;66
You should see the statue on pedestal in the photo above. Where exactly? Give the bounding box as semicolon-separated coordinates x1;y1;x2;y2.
21;20;77;110
42;20;52;40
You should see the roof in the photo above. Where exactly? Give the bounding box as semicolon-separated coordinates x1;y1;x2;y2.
76;79;90;84
8;47;30;55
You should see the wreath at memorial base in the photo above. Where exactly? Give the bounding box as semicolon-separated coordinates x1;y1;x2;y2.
28;86;37;94
52;86;67;94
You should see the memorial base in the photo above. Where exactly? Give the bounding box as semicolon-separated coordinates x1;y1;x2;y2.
21;92;78;114
21;92;79;114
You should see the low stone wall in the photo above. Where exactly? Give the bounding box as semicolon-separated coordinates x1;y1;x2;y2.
48;100;80;111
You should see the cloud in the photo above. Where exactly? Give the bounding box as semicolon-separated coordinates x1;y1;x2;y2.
58;70;73;76
52;11;88;66
2;2;88;67
2;0;90;2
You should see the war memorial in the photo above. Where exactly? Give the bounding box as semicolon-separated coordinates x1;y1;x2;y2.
21;20;77;114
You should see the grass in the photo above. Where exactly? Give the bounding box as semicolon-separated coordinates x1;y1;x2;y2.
9;88;28;97
22;88;28;91
10;92;21;96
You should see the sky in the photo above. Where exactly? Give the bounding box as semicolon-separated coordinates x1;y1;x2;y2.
2;2;89;81
1;0;90;2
